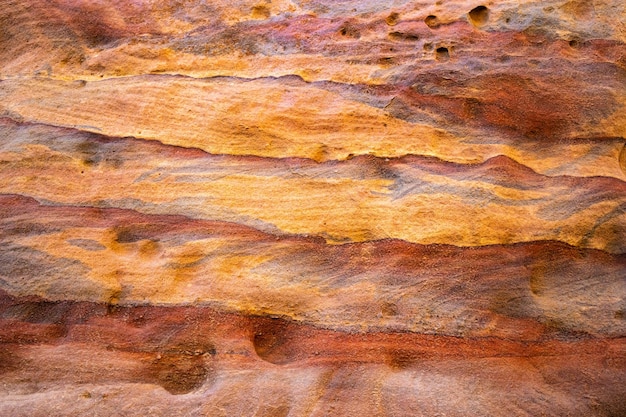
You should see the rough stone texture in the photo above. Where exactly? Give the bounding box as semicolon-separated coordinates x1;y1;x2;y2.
0;1;625;416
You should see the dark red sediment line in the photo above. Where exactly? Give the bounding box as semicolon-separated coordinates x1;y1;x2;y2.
2;117;625;189
3;192;626;254
1;286;624;401
0;193;288;243
1;194;624;342
1;288;623;366
2;193;626;279
0;277;623;407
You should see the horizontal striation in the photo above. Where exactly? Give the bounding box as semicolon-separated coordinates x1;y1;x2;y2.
1;1;625;415
0;290;624;415
1;119;625;251
1;194;624;338
1;1;625;86
0;74;624;180
1;0;624;149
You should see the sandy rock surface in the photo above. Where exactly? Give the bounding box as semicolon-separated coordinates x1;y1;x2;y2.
1;1;625;415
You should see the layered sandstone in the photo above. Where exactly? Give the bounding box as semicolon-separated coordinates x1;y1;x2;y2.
1;0;625;416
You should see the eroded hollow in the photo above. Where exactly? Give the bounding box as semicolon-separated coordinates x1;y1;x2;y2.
469;5;489;26
435;47;450;61
424;15;439;28
252;318;298;365
339;23;360;38
148;353;212;394
389;31;419;41
386;12;400;26
146;337;216;394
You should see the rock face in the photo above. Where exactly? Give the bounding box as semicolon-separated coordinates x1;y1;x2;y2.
0;1;625;416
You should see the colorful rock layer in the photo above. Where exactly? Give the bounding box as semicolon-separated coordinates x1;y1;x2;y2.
1;0;625;415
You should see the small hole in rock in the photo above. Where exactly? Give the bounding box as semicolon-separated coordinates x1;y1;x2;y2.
339;24;360;38
424;15;439;28
389;31;420;41
386;12;399;26
468;5;489;26
435;47;450;61
381;302;398;317
569;39;580;48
